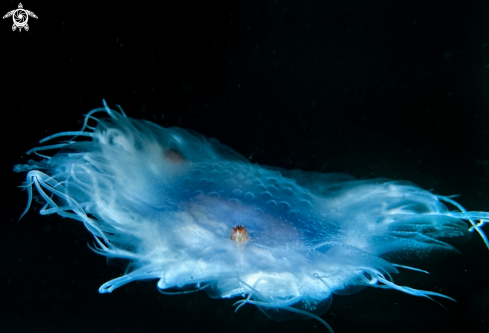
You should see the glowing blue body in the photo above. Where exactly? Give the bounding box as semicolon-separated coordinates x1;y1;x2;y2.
14;102;489;331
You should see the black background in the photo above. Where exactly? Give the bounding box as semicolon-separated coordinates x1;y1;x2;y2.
1;0;489;332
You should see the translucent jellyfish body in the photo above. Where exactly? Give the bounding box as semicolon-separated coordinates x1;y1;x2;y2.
14;102;489;331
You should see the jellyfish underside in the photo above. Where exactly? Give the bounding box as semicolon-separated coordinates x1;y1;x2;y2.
14;101;489;332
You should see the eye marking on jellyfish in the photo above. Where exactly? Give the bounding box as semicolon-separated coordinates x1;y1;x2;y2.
13;100;489;333
230;224;250;243
163;149;186;164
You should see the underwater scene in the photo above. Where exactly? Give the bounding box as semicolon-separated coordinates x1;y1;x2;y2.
2;1;489;332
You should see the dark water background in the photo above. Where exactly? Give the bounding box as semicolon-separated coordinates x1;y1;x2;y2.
1;0;488;332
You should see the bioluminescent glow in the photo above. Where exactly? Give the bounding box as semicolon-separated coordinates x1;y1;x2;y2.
15;101;489;332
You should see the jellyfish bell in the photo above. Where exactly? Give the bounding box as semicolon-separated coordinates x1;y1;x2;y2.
14;101;489;332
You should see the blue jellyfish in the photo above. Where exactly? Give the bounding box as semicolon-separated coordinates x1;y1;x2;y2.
14;101;489;332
